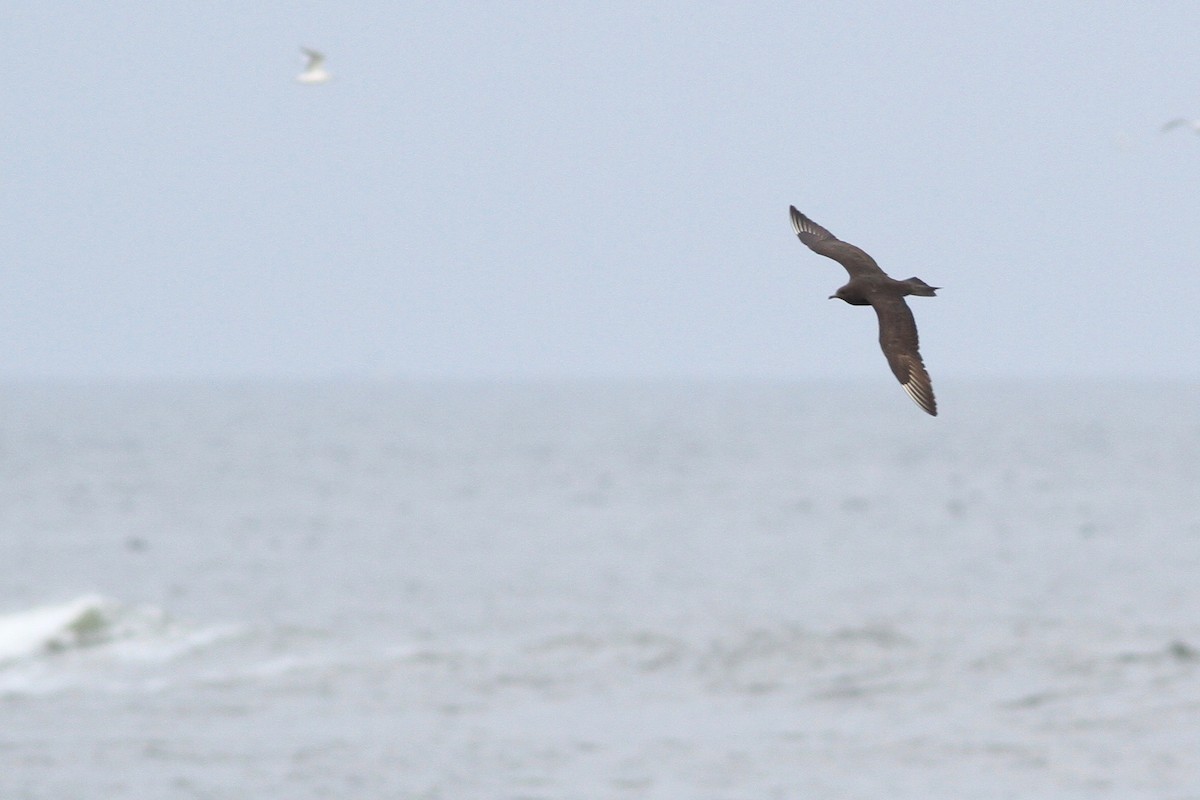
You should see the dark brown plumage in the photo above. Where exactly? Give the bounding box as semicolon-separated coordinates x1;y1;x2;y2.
789;206;939;416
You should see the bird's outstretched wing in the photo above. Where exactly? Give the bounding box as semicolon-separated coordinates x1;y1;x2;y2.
790;206;885;279
301;47;325;68
870;295;937;416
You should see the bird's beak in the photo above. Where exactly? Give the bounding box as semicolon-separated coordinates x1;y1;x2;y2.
827;295;836;300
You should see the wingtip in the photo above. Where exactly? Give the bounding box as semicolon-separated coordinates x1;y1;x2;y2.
911;393;938;417
900;376;938;417
788;205;807;236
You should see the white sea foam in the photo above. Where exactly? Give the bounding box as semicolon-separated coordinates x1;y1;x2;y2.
0;594;107;663
0;594;240;694
0;594;172;663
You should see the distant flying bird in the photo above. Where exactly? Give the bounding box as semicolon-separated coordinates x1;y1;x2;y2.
789;206;939;416
296;47;331;84
1161;118;1200;134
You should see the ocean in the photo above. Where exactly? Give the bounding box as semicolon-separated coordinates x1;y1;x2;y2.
2;380;1198;799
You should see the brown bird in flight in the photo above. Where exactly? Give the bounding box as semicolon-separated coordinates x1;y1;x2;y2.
789;206;939;416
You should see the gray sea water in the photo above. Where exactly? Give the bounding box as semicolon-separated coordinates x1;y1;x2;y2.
2;380;1199;799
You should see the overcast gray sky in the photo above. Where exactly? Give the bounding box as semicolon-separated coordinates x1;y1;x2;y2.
4;2;1200;382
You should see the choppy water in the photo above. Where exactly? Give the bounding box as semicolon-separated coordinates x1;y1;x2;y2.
2;381;1199;799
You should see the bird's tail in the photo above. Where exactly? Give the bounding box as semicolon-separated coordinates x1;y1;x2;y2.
902;277;939;297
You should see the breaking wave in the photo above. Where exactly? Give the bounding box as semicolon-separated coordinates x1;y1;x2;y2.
0;594;239;694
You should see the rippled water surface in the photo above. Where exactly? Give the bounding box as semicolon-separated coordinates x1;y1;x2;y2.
2;381;1199;798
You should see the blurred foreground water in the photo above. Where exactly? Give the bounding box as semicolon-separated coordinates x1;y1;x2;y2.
2;380;1198;798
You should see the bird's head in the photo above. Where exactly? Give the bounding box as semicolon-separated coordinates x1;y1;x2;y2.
829;286;869;306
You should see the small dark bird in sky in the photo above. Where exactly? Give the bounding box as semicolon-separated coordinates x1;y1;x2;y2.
789;206;939;416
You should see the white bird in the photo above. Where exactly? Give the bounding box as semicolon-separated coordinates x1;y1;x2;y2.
1161;118;1200;134
296;47;331;84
